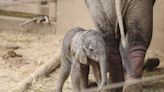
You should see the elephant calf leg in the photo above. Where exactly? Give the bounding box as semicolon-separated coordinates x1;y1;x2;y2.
91;62;101;86
55;62;71;92
80;65;89;89
91;62;108;92
70;61;81;92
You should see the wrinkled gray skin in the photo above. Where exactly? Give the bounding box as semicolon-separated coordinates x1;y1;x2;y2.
85;0;155;92
55;27;107;92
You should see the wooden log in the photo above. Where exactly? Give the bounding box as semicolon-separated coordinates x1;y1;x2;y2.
9;54;61;92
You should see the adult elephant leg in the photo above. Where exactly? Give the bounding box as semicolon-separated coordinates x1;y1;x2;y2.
85;0;124;92
123;0;154;91
105;35;124;92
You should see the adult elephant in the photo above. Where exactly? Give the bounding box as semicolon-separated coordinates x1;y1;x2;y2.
85;0;155;92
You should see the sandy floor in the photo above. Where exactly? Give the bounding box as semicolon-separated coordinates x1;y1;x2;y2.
0;29;60;92
0;21;163;92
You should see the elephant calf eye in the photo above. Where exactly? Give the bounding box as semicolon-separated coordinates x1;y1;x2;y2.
89;48;94;52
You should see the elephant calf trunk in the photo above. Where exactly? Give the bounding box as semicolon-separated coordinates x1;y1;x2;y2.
98;60;107;91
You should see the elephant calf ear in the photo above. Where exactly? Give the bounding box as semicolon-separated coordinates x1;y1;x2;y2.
79;50;88;65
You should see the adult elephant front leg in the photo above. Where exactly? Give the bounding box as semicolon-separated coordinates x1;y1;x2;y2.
123;0;154;92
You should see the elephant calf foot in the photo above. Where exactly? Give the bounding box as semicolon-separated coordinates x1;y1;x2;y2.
88;81;97;88
54;89;62;92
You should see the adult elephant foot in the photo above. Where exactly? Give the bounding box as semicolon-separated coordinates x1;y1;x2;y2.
123;74;142;92
123;74;143;92
123;51;145;92
123;81;142;92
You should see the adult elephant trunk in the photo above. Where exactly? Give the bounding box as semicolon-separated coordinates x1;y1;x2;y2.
98;58;107;91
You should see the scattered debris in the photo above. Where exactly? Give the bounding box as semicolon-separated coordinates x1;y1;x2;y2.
2;50;22;60
2;50;24;67
9;54;61;92
20;16;51;27
0;44;20;50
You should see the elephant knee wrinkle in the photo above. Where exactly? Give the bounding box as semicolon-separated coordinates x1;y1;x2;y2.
129;50;146;59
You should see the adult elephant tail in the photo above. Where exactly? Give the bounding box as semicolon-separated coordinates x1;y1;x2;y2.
115;0;126;48
115;0;134;75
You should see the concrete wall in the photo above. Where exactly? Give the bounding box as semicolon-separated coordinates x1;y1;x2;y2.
149;0;164;51
0;1;56;17
0;16;55;34
56;0;95;36
56;0;164;52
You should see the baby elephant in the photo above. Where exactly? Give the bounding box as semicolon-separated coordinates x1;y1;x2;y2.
55;27;107;92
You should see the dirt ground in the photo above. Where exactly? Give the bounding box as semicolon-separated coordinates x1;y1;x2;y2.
1;22;164;92
0;0;164;92
0;29;60;92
